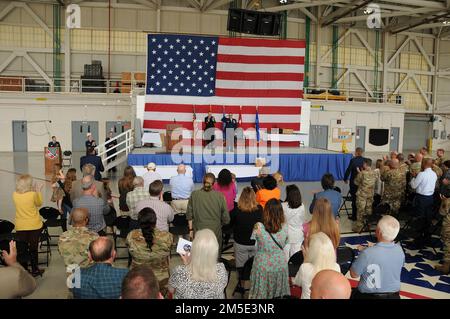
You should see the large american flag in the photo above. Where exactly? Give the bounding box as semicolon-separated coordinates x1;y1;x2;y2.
144;34;305;134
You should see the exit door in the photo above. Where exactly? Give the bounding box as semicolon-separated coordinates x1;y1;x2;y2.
12;121;28;152
105;121;131;153
71;121;99;152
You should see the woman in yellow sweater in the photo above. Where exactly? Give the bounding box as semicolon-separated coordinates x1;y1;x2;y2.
13;174;45;277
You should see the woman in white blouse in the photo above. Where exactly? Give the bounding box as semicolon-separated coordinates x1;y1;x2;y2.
282;185;309;261
293;232;340;299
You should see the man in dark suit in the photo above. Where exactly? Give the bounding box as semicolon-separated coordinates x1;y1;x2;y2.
344;147;365;220
204;111;216;147
80;147;104;181
48;136;61;148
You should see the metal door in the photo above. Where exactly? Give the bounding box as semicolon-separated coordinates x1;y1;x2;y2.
71;121;99;151
12;121;28;152
389;127;400;152
355;126;366;150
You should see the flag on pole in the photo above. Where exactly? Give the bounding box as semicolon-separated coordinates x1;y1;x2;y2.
255;106;260;142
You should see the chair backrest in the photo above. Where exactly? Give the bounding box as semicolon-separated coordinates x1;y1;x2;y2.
288;251;304;277
336;246;355;275
39;207;61;220
0;219;15;235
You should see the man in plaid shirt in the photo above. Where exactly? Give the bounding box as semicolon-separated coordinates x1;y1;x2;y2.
126;176;151;230
72;237;128;299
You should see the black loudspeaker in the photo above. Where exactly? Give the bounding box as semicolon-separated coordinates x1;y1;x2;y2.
242;10;259;34
227;9;281;36
227;8;242;32
258;12;281;36
369;129;389;146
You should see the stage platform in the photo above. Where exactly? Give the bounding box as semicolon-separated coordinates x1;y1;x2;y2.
127;146;352;183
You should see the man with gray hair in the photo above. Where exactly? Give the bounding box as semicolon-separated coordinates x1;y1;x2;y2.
126;176;151;230
350;215;404;299
72;175;112;235
70;164;107;201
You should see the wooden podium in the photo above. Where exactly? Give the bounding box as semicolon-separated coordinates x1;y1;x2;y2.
166;124;183;152
44;147;62;175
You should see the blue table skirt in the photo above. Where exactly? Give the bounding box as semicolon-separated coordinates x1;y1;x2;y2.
127;152;352;183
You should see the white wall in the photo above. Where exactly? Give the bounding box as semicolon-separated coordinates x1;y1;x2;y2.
0;93;132;152
309;101;405;153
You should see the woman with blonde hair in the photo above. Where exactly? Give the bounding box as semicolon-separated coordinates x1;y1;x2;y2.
293;232;340;299
230;187;262;270
168;229;228;299
305;197;340;249
13;174;45;277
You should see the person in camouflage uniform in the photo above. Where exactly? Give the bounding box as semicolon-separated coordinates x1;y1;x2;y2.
58;208;99;269
380;159;405;215
352;158;377;233
126;207;173;283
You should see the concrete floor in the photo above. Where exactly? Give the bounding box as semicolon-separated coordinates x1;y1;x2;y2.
0;151;355;299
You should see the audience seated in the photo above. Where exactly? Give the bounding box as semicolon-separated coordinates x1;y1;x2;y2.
170;164;194;214
249;199;290;299
121;265;162;299
306;198;340;249
73;237;128;299
71;164;107;202
13;174;45;277
142;162;162;191
282;184;308;260
118;166;136;215
293;232;340;299
186;173;230;252
0;240;37;299
309;173;342;218
251;167;270;193
213;169;237;213
168;229;228;299
58;208;99;269
126;176;151;230
350;215;404;299
256;175;281;208
230;187;263;270
126;207;172;282
136;180;174;232
71;175;112;236
310;270;351;299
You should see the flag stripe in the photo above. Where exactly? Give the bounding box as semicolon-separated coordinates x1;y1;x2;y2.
215;79;302;90
215;88;302;98
145;95;302;106
216;71;304;82
218;37;306;48
217;54;304;65
217;62;304;73
144;103;301;115
143;120;300;130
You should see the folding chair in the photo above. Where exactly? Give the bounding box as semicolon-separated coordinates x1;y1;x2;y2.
339;191;353;219
62;150;72;167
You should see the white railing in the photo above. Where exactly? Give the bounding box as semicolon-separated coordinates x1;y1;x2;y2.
95;129;134;170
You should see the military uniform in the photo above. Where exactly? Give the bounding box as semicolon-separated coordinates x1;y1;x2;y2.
58;227;99;268
126;229;173;282
353;169;376;232
381;168;405;215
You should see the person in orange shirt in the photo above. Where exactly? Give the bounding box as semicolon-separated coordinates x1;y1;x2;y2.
12;174;45;277
256;175;281;208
